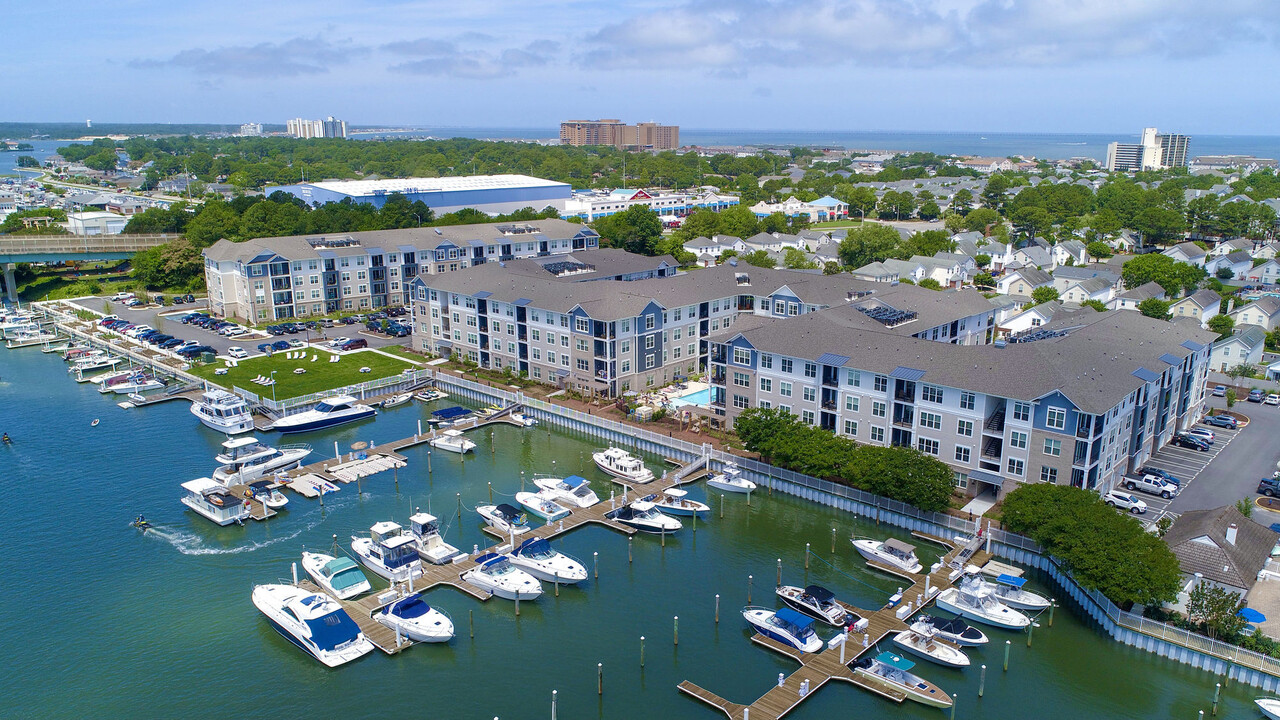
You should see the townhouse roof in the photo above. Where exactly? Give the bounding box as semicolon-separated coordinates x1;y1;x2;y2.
1052;266;1119;286
1066;277;1113;295
1168;242;1208;259
1176;289;1222;310
1231;296;1280;317
1006;267;1053;286
1164;506;1276;590
1118;281;1166;301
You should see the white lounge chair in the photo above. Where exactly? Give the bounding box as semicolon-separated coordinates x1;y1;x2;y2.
310;354;317;362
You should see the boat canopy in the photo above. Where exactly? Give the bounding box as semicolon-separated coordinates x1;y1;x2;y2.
325;559;368;591
516;538;552;556
883;538;917;556
494;504;524;521
432;406;472;420
564;475;589;488
876;651;916;672
932;616;970;634
663;488;688;498
803;585;835;603
473;553;500;565
388;594;432;619
181;477;223;494
303;608;362;651
775;607;816;631
996;574;1026;588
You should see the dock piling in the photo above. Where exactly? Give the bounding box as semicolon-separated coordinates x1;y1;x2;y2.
831;527;836;554
1028;621;1038;647
715;594;720;624
720;494;724;519
470;609;474;639
1049;600;1055;627
1213;682;1220;715
291;562;297;585
593;551;598;580
428;450;432;474
776;558;781;586
598;663;603;696
521;471;525;491
950;694;956;720
748;574;753;603
674;615;678;646
515;594;520;617
979;664;986;697
1004;640;1011;671
551;690;557;720
640;635;645;667
805;543;810;569
488;481;492;503
628;537;633;564
555;572;560;597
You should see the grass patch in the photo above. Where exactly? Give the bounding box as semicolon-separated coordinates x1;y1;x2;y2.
375;344;427;364
810;219;868;229
188;347;415;400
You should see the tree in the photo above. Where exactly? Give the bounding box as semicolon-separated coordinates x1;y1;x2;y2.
964;208;1002;234
822;261;842;275
981;173;1013;210
1138;297;1172;320
15;155;39;168
1081;299;1108;312
83;150;119;172
1207;314;1235;339
1031;286;1060;305
782;247;817;270
592;205;663;255
1120;253;1206;296
1134;206;1187;245
741;250;775;268
1226;363;1258;380
837;223;901;268
1186;583;1246;640
973;272;995;288
1216;266;1236;280
183;200;242;246
944;214;967;233
714;205;761;239
130;237;205;289
973;254;991;269
951;189;973;215
1010;206;1053;239
843;186;878;219
1086;241;1114;259
917;200;941;221
918;278;942;290
1235;497;1255;519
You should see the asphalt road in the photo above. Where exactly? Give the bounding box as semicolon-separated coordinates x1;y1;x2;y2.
1169;398;1280;513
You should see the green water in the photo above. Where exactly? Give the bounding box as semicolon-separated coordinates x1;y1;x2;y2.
0;347;1263;718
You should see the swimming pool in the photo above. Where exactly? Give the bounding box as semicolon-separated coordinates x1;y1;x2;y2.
670;387;710;407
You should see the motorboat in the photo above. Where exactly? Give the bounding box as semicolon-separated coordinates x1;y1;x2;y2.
592;447;655;484
990;573;1051;611
381;392;413;408
461;553;543;600
62;345;93;361
212;436;311;484
914;614;989;647
428;428;476;454
741;606;824;653
893;620;971;668
851;537;923;575
476;504;531;536
706;463;757;494
515;491;572;523
268;395;376;434
180;477;249;526
86;368;131;385
532;475;600;508
301;551;372;600
430;406;472;426
42;341;71;354
1257;697;1280;720
351;522;423;582
7;329;58;347
100;371;167;394
646;488;709;517
376;593;455;643
775;584;858;628
935;576;1031;630
605;500;683;534
414;388;448;403
407;511;463;565
71;357;123;380
252;584;374;667
2;320;41;338
507;537;587;584
244;480;289;510
510;412;537;427
852;651;953;709
191;389;255;434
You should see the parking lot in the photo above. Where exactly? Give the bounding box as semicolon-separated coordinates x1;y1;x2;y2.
1128;424;1243;519
1170;398;1280;515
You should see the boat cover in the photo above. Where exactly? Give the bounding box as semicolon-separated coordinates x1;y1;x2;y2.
996;574;1026;588
564;475;589;488
387;594;432;619
803;585;835;603
303;608;362;651
876;651;916;672
473;553;500;565
431;406;472;420
495;504;525;522
932;616;971;634
515;537;551;556
883;538;917;555
774;607;816;631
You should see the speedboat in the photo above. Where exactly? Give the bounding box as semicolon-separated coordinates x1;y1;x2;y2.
407;511;463;565
244;480;289;509
191;389;255;434
414;388;448;403
914;614;989;647
301;551;372;600
251;584;374;667
532;475;600;508
428;428;476;454
606;500;682;534
776;584;858;628
180;477;249;526
935;576;1031;630
100;371;166;394
87;368;131;385
515;491;572;523
381;392;413;408
212;436;311;484
593;447;655;484
646;488;709;517
1257;697;1280;720
893;620;971;668
742;606;824;653
268;395;376;434
510;412;537;427
852;651;953;709
851;537;923;575
476;504;531;536
990;573;1051;611
7;329;58;347
376;593;454;643
351;521;423;582
62;345;93;361
71;358;122;380
461;553;543;600
706;463;756;494
507;537;587;584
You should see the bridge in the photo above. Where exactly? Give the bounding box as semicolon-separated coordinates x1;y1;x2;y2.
0;234;178;301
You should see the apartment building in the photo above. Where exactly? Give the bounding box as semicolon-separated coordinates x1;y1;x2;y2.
559;119;680;150
202;220;600;322
707;306;1213;498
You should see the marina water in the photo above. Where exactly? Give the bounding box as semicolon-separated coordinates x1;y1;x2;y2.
0;347;1263;718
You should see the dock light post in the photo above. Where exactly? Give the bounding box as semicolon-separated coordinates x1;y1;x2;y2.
269;370;277;403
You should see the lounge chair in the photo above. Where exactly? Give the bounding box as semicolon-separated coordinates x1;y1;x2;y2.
310;354;317;362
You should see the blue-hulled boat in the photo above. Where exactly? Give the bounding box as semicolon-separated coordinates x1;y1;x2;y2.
741;606;824;653
268;395;376;434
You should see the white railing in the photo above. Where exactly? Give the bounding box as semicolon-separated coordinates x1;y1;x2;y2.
260;369;433;414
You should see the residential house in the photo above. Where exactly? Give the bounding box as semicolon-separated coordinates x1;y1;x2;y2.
910;253;973;288
1164;506;1278;597
1051;240;1090;266
996;267;1054;297
1110;281;1166;311
1169;289;1222;327
880;259;928;284
683;235;745;266
1109;230;1139;253
1246;259;1280;285
1051;266;1120;296
1254;242;1280;261
1209;326;1267;372
1001;300;1063;335
1011;244;1053;270
741;232;805;254
1228;296;1280;331
850;262;899;283
1164;242;1209;268
1060;277;1115;305
1208;237;1253;259
1206;251;1254;280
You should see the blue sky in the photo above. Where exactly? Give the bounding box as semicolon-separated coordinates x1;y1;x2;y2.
8;0;1280;133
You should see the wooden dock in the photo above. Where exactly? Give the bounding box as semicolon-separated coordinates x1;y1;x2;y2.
226;484;277;521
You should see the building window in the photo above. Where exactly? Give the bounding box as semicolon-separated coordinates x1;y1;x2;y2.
801;410;815;424
760;354;773;369
532;348;542;360
960;392;976;410
621;360;631;374
1040;466;1058;484
733;347;751;365
844;420;858;436
919;411;941;430
872;401;886;418
733;394;749;409
759;400;772;409
531;329;540;342
874;375;888;392
547;351;556;364
800;387;814;402
1047;407;1067;430
576;317;590;332
645;335;655;350
1044;438;1062;457
803;362;817;378
957;420;973;437
870;426;885;443
845;396;859;412
917;438;940;456
645;314;655;330
921;385;944;403
1009;431;1028;449
781;358;793;374
953;472;969;489
1013;401;1031;422
576;338;589;352
955;446;971;463
846;369;861;387
644;355;655;369
760;378;772;392
577;358;590;371
733;372;750;387
1007;458;1025;476
779;382;792;398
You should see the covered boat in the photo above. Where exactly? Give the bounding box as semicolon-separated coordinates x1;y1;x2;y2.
775;584;858;628
376;593;454;643
742;606;824;653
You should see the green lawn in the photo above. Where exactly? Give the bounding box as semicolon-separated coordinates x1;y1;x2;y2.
188;347;415;400
809;219;868;229
375;344;427;364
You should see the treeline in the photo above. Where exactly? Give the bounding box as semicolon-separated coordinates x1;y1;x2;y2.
733;408;955;512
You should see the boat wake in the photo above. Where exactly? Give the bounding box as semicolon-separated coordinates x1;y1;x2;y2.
144;499;351;555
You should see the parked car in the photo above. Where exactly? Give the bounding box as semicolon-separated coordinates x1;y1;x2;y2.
184;294;195;304
227;346;249;359
386;323;410;337
110;291;134;301
321;319;335;328
1137;466;1181;486
1186;428;1215;444
1212;385;1227;397
337;338;367;351
1248;389;1266;403
1259;477;1280;497
287;339;306;349
257;343;274;354
327;337;351;348
176;345;215;358
1171;433;1210;451
1104;490;1148;514
1268;394;1280;406
171;296;186;305
1127;474;1179;499
271;340;290;351
1204;414;1238;429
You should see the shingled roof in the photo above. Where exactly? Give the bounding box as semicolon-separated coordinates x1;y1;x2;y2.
1164;506;1277;590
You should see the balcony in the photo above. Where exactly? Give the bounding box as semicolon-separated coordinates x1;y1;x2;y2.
981;436;1003;460
821;401;837;411
984;408;1005;434
710;369;726;385
710;347;727;364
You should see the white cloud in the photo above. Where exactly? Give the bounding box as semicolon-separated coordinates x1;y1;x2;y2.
130;37;365;78
385;37;560;79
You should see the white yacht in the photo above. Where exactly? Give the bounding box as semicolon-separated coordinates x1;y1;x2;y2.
990;574;1051;611
914;614;989;647
87;368;131;385
301;551;372;600
70;355;122;380
96;370;145;393
742;606;824;653
647;488;709;517
268;395;376;434
100;371;166;394
532;475;600;508
515;491;571;523
376;593;454;643
407;511;463;565
851;537;923;575
191;389;255;434
2;320;41;338
381;392;413;408
592;447;655;484
507;537;587;584
460;553;543;601
252;584;374;667
428;428;476;454
706;463;757;494
935;576;1031;630
476;504;531;537
852;652;953;709
776;584;858;628
212;436;311;485
606;500;683;534
180;477;249;526
893;620;971;668
7;328;58;347
510;412;537;427
244;480;289;510
1257;697;1280;720
351;522;424;583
